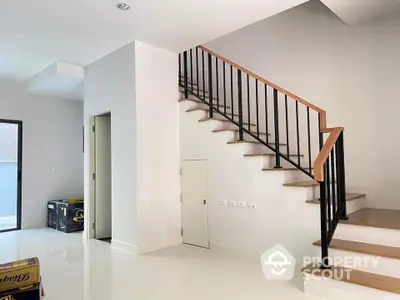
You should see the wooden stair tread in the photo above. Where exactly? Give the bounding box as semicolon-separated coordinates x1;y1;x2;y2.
212;128;270;136
340;208;400;230
199;117;256;126
244;153;304;157
179;98;231;109
303;263;400;295
227;140;287;146
313;238;400;260
283;181;319;187
188;107;238;117
306;193;365;204
262;167;309;171
227;140;260;144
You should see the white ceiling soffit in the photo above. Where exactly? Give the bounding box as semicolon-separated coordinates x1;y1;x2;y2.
321;0;400;25
25;62;84;100
0;0;308;81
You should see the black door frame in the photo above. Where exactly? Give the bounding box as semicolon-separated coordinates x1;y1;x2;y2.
0;118;23;233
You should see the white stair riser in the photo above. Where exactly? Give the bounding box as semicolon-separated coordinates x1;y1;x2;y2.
304;275;400;300
312;246;400;278
335;224;400;247
346;197;367;214
279;169;314;182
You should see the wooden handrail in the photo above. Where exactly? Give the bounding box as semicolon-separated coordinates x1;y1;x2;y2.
197;45;342;181
313;127;344;181
199;45;327;130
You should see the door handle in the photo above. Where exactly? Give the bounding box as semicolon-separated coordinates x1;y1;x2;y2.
203;199;207;205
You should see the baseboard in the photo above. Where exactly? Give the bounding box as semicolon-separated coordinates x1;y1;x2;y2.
138;238;182;254
111;239;139;255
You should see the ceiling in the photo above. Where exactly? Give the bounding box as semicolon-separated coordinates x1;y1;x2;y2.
0;0;308;81
321;0;400;25
1;0;399;100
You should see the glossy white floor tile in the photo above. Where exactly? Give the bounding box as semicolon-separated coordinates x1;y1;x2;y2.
0;229;322;300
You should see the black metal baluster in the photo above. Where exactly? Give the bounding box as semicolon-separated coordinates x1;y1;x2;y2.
331;147;336;220
335;141;342;214
255;80;259;138
285;95;289;158
273;89;281;168
178;53;182;85
230;65;234;120
196;47;199;96
319;182;329;269
326;157;332;232
307;107;312;173
189;49;194;91
296;101;300;165
247;74;250;131
318;114;324;151
237;70;244;141
265;85;269;144
202;50;206;103
183;51;188;99
223;62;227;115
208;53;213;118
216;57;219;110
338;132;348;220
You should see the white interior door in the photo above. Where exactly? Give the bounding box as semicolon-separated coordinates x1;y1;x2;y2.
181;159;209;248
94;114;112;239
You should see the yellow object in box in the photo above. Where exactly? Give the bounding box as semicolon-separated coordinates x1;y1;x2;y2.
0;258;40;292
68;198;83;204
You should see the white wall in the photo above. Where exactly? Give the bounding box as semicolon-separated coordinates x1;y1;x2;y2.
179;99;320;282
84;41;180;254
0;79;84;228
135;41;181;253
205;0;400;209
84;42;138;251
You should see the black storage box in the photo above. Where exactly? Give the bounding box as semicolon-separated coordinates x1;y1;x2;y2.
0;282;42;300
57;200;84;233
47;200;63;230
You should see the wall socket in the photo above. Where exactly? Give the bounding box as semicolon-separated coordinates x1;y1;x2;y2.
237;201;247;208
227;200;237;207
219;200;228;206
248;202;257;209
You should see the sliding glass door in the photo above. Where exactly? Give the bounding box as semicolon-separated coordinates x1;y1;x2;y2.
0;119;22;232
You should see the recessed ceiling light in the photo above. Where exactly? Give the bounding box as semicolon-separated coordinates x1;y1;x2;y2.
116;3;131;10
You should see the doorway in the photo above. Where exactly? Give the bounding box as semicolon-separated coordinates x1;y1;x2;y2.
181;159;209;248
93;113;112;243
0;119;22;233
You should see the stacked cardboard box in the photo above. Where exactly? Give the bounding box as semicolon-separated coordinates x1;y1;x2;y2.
0;258;42;300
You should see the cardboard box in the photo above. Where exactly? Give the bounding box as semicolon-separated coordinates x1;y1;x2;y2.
0;258;40;293
0;282;41;300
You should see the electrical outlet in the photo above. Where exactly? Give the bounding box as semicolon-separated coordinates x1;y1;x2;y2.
237;201;247;208
227;200;237;207
219;200;228;206
248;202;257;209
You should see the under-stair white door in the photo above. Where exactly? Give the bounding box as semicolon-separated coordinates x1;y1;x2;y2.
94;114;112;239
181;159;209;248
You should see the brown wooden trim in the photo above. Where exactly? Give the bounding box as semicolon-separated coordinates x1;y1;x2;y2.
314;127;344;181
199;46;326;115
302;264;400;295
313;238;400;260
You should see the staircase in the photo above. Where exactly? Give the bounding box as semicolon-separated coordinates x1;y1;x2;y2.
178;46;400;299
